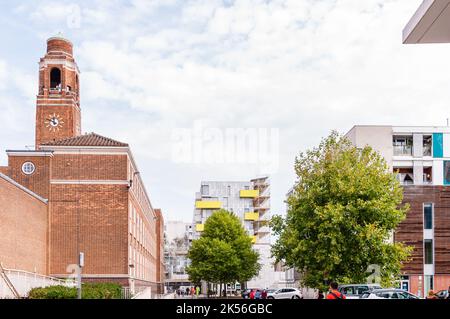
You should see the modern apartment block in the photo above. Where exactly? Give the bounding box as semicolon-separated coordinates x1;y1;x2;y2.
346;125;450;297
192;177;276;288
164;221;193;291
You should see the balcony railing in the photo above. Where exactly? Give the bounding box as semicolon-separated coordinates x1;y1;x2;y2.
240;190;259;198
393;145;412;156
244;212;259;221
195;201;221;209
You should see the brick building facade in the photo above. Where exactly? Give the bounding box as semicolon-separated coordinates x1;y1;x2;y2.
0;36;164;293
0;173;48;274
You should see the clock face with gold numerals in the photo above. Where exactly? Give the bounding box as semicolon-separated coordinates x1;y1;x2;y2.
45;113;64;132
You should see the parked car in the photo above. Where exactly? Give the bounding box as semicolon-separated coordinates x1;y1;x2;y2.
434;290;449;299
267;288;303;299
360;289;420;299
338;284;382;299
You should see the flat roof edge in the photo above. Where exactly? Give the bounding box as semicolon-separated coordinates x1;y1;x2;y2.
403;0;435;44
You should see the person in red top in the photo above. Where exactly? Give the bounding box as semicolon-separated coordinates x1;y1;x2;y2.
326;282;346;300
249;289;256;299
261;289;268;299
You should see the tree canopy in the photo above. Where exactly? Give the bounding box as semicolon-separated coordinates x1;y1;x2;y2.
271;131;412;290
187;210;260;290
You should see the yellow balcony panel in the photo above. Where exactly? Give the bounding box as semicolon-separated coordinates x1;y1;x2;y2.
196;224;205;232
195;201;222;209
244;212;259;221
240;190;260;198
250;235;257;244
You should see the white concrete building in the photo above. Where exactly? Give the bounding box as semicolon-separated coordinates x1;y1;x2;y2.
192;177;279;289
345;125;450;297
164;221;193;291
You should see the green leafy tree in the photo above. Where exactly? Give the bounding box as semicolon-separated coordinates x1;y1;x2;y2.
187;210;260;296
272;131;412;290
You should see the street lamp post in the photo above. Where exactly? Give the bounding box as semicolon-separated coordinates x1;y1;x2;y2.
77;252;84;299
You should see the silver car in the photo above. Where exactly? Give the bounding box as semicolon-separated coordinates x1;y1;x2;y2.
267;288;303;299
361;289;420;299
338;284;382;299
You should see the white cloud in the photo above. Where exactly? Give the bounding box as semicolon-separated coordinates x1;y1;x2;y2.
4;0;448;222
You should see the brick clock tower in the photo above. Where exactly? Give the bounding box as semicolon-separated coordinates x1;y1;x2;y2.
35;36;81;148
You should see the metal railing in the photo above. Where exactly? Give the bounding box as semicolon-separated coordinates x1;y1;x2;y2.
393;145;412;156
0;267;75;299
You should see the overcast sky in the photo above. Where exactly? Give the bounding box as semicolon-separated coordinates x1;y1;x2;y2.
1;0;449;223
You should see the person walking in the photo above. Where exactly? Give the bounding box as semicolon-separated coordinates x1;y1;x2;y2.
249;289;255;299
196;286;200;298
317;290;324;299
326;282;346;300
255;290;262;299
261;289;268;299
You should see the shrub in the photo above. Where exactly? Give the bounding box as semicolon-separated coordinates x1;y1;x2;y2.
29;285;77;299
28;283;122;299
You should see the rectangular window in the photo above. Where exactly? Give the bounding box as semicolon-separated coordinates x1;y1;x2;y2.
444;161;450;185
423;204;433;230
393;136;413;156
424;275;434;296
423;135;432;156
424;239;433;265
201;185;209;195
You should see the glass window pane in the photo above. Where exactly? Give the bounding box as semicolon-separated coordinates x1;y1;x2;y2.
423;136;432;156
424;240;433;264
424;275;434;296
444;161;450;185
424;204;433;230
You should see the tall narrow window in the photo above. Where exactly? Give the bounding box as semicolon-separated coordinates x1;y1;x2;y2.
424;204;433;230
424;239;433;264
201;185;209;196
50;68;61;89
444;161;450;185
423;136;432;156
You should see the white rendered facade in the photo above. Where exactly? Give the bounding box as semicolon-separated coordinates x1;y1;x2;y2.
192;177;278;288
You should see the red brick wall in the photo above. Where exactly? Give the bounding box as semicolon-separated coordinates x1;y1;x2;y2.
7;155;51;199
0;175;48;274
47;38;73;55
35;40;80;146
409;275;450;296
434;275;450;292
52;154;128;180
35;103;80;146
155;208;165;292
49;184;128;276
0;166;10;176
